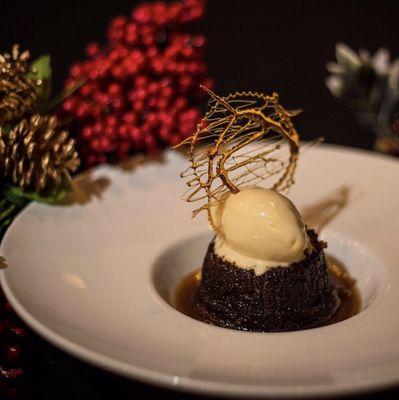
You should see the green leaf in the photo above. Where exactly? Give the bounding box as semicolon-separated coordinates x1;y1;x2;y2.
28;54;52;103
4;183;68;205
38;78;85;115
29;54;52;81
2;186;29;207
0;198;29;241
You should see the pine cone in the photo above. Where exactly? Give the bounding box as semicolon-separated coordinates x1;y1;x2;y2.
0;114;80;192
0;45;38;124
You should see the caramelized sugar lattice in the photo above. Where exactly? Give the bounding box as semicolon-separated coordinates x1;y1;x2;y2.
174;87;301;231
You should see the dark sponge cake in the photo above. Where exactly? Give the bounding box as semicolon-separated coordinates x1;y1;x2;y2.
195;230;339;332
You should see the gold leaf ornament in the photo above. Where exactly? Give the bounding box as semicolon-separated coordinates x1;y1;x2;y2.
174;87;301;231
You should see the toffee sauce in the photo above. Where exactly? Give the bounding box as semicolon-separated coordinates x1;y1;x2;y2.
175;255;361;330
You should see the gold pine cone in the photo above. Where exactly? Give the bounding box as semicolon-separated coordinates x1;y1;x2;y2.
0;45;38;124
0;114;80;192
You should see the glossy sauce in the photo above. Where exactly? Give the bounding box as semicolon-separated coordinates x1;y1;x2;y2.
175;254;361;329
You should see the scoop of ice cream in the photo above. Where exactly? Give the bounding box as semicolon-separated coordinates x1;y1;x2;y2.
212;187;309;275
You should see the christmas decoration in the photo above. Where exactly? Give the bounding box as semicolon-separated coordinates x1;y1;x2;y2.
62;0;212;168
0;45;80;237
0;114;79;192
326;43;399;155
0;45;39;124
0;44;80;398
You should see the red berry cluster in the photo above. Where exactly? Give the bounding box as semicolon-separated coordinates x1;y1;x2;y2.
0;290;26;399
62;0;212;168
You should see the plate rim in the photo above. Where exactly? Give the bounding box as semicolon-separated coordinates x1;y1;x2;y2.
1;143;399;398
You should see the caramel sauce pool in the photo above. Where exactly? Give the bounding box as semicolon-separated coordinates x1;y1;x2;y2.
175;255;361;329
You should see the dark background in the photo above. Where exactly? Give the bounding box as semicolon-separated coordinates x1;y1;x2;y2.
1;0;399;150
1;1;399;399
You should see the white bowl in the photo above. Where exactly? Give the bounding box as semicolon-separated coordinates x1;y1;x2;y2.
1;144;399;398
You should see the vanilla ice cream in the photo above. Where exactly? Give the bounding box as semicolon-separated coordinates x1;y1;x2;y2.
212;187;310;275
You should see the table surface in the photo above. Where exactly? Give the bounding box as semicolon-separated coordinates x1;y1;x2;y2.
21;327;399;400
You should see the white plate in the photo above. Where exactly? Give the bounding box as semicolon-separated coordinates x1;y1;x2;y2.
1;144;399;398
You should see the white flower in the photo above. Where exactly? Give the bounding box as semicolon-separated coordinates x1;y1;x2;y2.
326;43;399;140
335;42;361;69
371;48;390;75
325;75;343;97
326;43;398;98
325;43;363;98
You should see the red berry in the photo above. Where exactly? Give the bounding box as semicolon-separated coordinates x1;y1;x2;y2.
118;125;129;138
144;135;158;153
201;78;214;90
111;65;124;79
91;122;101;134
4;345;21;364
9;326;26;340
151;58;165;74
175;97;187;110
79;84;93;97
157;98;169;110
111;15;128;29
129;127;142;146
86;42;100;57
108;28;124;42
105;115;117;127
192;35;206;48
100;137;112;151
170;134;183;145
122;112;137;124
135;75;148;87
159;112;173;126
82;126;94;139
133;100;145;113
111;98;124;111
107;83;122;96
159;125;171;141
69;64;82;78
62;98;76;112
91;139;101;151
132;6;152;24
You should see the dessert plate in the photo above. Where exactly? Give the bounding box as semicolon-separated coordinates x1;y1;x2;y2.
1;144;399;398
